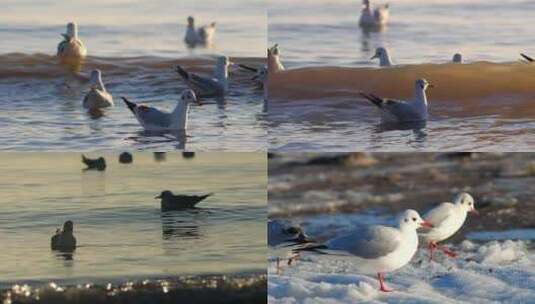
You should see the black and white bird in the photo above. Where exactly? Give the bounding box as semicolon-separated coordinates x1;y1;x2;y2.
155;190;213;211
81;154;106;171
175;56;234;98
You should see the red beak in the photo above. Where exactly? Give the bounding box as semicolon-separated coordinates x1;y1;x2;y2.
470;209;479;215
421;221;433;228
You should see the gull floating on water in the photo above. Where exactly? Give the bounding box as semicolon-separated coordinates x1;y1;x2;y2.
268;44;285;74
122;89;199;131
176;56;233;98
184;16;216;47
520;53;534;63
82;154;106;171
371;47;393;67
156;190;213;211
452;53;463;63
294;210;432;292
359;0;389;28
422;192;478;261
83;70;114;110
57;22;87;62
51;221;77;252
359;78;433;124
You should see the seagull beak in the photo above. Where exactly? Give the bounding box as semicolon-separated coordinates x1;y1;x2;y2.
470;209;479;215
370;54;378;60
421;221;433;228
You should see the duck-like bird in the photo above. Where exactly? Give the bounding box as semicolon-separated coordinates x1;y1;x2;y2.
57;22;87;65
175;56;233;97
184;16;216;47
122;89;199;131
82;154;106;171
359;78;433;124
51;221;77;251
83;70;114;110
359;0;389;28
155;190;213;211
268;44;285;74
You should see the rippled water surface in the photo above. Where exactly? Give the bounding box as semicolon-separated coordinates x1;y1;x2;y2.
0;153;266;286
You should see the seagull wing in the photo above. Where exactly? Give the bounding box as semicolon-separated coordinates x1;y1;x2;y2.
325;225;400;259
520;53;534;62
176;66;221;97
424;202;455;228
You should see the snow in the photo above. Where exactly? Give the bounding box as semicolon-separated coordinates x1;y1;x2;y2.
269;239;535;303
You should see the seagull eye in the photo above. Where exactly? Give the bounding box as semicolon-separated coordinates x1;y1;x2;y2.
404;219;408;223
412;217;417;222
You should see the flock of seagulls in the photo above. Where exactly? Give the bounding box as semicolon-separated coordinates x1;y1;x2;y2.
272;193;479;292
52;152;213;252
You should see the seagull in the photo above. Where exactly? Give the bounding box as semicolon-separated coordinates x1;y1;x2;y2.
359;78;433;124
155;190;213;211
268;44;285;74
422;192;478;261
81;154;106;171
520;53;534;63
452;53;463;63
175;56;233;97
184;16;216;47
359;0;390;28
82;70;114;110
51;221;77;251
294;210;432;292
57;22;87;61
122;89;199;131
371;47;393;67
119;152;133;164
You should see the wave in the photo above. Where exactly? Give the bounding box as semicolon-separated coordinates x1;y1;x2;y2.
268;62;535;117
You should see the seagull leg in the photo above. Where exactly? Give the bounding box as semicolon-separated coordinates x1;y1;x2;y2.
377;273;393;292
428;241;437;262
439;245;457;258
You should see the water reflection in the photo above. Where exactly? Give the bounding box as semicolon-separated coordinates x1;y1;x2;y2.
160;209;210;240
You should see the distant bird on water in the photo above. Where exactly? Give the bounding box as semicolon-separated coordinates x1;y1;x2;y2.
57;22;87;67
83;69;114;110
119;152;133;164
184;16;216;47
82;154;106;171
51;220;77;251
155;190;213;211
359;0;389;28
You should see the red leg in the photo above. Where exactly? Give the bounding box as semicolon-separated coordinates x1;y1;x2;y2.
428;242;437;262
439;246;457;258
377;273;393;292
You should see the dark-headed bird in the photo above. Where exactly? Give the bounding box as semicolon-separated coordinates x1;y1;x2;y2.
156;190;213;211
51;220;77;252
82;154;106;171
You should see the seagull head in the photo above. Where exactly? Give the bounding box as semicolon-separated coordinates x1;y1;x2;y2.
270;44;281;56
90;69;103;89
180;89;199;105
415;78;433;91
400;209;433;230
155;190;173;199
454;192;478;214
187;16;194;26
63;220;74;234
65;22;78;39
452;53;463;63
371;47;388;60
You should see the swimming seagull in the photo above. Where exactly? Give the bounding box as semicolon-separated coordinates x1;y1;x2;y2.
82;154;106;171
294;210;432;292
520;53;534;63
359;78;433;124
422;192;478;261
83;70;114;110
51;221;77;251
184;16;216;47
452;53;463;63
155;190;214;211
359;0;390;28
371;47;393;67
122;89;200;131
57;22;87;61
175;56;233;97
268;44;285;74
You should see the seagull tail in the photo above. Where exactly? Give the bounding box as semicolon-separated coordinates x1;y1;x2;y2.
520;53;534;62
358;92;383;108
238;64;258;73
201;192;215;200
81;154;90;165
121;97;137;113
175;65;190;80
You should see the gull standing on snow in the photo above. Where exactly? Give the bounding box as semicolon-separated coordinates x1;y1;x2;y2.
371;47;393;67
57;22;87;63
359;78;433;124
452;53;463;63
294;210;432;292
83;70;114;110
422;192;478;261
359;0;390;28
122;89;200;131
184;16;216;47
175;56;234;98
268;44;285;74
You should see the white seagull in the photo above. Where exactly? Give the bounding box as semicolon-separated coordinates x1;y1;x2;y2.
371;47;393;67
268;44;285;74
57;22;87;61
83;70;114;110
359;0;390;28
422;192;478;261
294;209;432;292
359;78;433;124
452;53;463;63
121;89;200;131
175;56;233;98
184;16;216;47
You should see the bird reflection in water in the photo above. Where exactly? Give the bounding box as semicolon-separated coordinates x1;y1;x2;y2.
160;209;210;240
